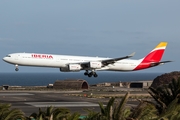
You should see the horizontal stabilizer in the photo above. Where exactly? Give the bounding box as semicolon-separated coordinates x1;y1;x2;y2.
150;60;172;67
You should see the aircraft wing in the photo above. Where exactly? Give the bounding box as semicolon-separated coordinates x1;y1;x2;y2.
101;52;135;66
79;52;135;69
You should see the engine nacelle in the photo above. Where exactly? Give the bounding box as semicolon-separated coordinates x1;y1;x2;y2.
89;62;102;69
68;64;81;71
60;64;81;72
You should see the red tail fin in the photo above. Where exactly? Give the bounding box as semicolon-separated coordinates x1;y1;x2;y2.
134;42;168;71
142;42;167;62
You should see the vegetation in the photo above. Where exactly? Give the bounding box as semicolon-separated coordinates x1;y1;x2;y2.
1;77;180;120
85;92;130;120
0;103;25;120
148;77;180;119
28;107;80;120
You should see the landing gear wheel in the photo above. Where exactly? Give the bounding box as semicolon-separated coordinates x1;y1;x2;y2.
88;73;93;77
15;68;19;71
86;70;98;77
84;72;88;76
94;73;98;77
84;70;89;76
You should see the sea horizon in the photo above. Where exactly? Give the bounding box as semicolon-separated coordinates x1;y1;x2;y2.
0;72;166;86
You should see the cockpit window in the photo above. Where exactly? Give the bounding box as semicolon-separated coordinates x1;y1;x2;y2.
6;55;11;57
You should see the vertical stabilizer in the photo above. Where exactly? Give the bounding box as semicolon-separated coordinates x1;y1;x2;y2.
141;42;167;62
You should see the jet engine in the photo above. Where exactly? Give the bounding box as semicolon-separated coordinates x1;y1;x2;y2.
89;62;102;69
68;64;81;71
60;64;81;72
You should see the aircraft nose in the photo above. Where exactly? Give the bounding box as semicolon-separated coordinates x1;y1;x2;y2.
3;57;7;62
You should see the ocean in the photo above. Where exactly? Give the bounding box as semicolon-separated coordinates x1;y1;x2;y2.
0;72;164;86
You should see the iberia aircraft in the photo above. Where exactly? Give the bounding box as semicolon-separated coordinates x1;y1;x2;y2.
3;42;171;77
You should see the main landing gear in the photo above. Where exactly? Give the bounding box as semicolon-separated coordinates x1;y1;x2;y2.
84;70;98;77
15;64;19;71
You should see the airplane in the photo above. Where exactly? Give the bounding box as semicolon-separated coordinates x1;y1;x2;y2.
3;42;171;77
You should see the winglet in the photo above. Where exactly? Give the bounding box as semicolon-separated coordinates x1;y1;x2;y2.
128;52;135;57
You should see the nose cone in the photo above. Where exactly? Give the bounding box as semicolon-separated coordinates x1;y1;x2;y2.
3;56;10;62
3;55;13;64
3;57;7;62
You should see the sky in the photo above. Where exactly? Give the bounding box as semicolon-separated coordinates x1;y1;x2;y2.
0;0;179;73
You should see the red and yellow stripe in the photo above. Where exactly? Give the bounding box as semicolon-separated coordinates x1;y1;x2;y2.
134;42;168;70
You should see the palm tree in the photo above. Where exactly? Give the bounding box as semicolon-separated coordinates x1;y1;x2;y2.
29;106;80;120
45;106;54;120
66;112;81;120
157;97;180;120
0;103;25;120
112;92;130;120
128;100;158;120
98;97;115;120
85;92;130;120
52;107;71;120
29;108;44;120
126;78;180;120
28;106;82;120
145;77;180;120
148;77;180;114
84;109;100;120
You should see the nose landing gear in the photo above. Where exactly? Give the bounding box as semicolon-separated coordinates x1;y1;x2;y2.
15;64;19;71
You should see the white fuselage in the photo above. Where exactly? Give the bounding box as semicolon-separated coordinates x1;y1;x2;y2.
3;53;142;71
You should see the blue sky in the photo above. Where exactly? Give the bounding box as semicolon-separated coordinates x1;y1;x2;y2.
0;0;179;73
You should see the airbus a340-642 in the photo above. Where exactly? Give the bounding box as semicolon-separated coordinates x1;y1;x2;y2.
3;42;171;77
